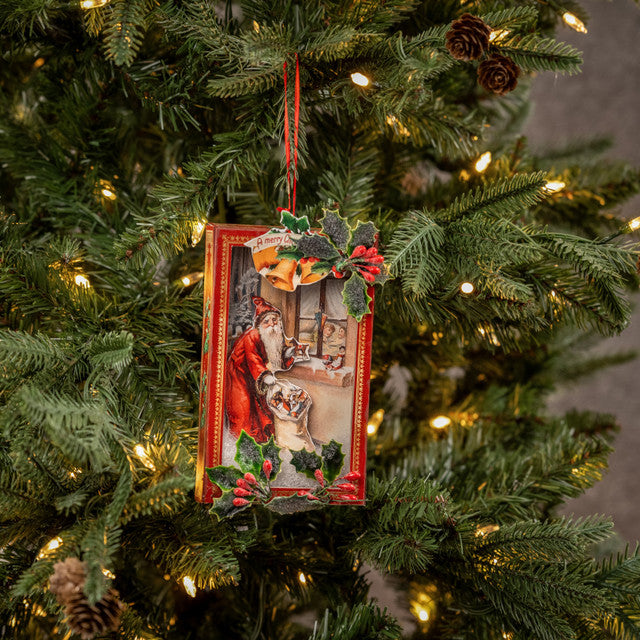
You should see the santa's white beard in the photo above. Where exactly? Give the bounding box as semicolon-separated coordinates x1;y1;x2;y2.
259;323;284;371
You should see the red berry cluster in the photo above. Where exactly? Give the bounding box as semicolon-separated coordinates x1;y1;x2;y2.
332;245;384;282
296;470;363;503
231;463;272;507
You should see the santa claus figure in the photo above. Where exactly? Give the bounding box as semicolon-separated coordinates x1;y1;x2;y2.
225;296;296;443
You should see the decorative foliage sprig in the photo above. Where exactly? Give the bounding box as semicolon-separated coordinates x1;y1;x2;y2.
206;431;361;519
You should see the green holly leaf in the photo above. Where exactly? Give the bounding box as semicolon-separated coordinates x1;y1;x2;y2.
265;494;322;514
206;465;243;491
280;210;311;234
321;440;344;484
297;235;341;261
290;448;323;480
211;490;248;520
342;273;373;321
234;431;264;477
276;246;304;261
348;220;378;252
260;436;282;481
311;259;335;273
319;208;350;251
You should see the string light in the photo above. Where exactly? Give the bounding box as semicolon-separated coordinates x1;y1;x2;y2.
489;29;511;42
33;58;45;69
298;572;307;584
181;276;191;286
460;282;475;294
74;274;90;288
182;576;197;597
102;568;116;579
474;151;492;173
350;72;370;87
98;179;117;201
80;0;110;7
367;409;384;436
409;584;437;630
181;272;204;287
627;217;640;231
544;180;566;193
562;12;587;34
133;444;155;471
430;415;451;430
191;220;206;246
475;524;500;537
37;536;62;559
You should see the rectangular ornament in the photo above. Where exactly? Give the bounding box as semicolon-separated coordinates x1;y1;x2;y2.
196;223;374;505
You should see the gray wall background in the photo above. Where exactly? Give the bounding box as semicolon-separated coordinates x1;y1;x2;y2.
524;0;640;542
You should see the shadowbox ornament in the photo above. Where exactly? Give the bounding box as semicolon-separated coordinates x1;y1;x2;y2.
196;56;388;516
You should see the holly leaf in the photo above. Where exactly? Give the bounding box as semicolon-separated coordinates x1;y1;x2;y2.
311;259;335;273
321;440;345;484
342;273;373;322
211;491;248;520
276;246;304;261
290;448;323;480
265;494;322;514
320;208;350;251
206;465;243;491
280;210;311;234
348;220;378;252
260;436;282;481
234;431;264;477
297;235;341;261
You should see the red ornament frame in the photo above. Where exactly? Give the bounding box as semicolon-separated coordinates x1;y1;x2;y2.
195;224;374;505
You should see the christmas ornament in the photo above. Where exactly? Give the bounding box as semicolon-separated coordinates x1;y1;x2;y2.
49;557;123;640
477;54;520;95
445;13;491;61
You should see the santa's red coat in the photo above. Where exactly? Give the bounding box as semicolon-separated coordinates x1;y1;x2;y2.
225;327;293;443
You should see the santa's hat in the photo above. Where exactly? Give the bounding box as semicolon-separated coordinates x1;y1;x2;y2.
252;296;281;327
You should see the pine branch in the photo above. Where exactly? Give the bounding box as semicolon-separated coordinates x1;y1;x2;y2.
496;35;583;74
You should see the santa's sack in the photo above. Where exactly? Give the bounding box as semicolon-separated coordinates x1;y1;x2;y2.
265;378;314;452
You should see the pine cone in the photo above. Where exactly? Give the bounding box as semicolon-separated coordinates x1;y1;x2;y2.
445;13;491;61
477;54;520;95
64;588;124;640
49;557;86;605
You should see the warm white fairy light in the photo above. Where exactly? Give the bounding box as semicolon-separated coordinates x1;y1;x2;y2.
430;415;451;430
134;444;155;471
102;568;116;579
98;179;117;201
191;220;206;246
182;576;197;597
489;29;511;42
475;524;500;537
80;0;110;8
74;274;90;288
627;217;640;231
350;72;370;87
562;12;587;33
544;180;566;193
460;282;475;294
367;409;384;436
474;151;492;173
181;276;191;286
181;272;204;287
298;572;307;584
37;536;62;559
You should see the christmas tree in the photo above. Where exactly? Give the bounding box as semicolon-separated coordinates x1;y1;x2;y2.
2;1;640;639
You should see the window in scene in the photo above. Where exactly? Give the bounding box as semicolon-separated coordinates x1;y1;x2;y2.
295;278;347;359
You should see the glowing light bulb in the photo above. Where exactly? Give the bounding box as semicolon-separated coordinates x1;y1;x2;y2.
182;576;196;597
80;0;110;7
37;536;62;559
191;220;206;246
33;58;45;69
475;524;500;537
350;72;370;87
102;568;115;579
489;29;510;42
628;217;640;231
134;444;155;470
98;179;117;200
460;282;475;294
544;180;566;193
367;409;384;436
181;276;191;286
74;274;90;288
417;608;429;621
430;415;451;430
474;151;492;173
298;572;306;584
562;12;587;33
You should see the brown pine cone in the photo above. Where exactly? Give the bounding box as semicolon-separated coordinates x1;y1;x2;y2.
477;54;520;95
445;13;491;61
64;588;124;640
49;557;87;605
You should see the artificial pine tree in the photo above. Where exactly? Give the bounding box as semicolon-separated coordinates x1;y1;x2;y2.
1;1;640;639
